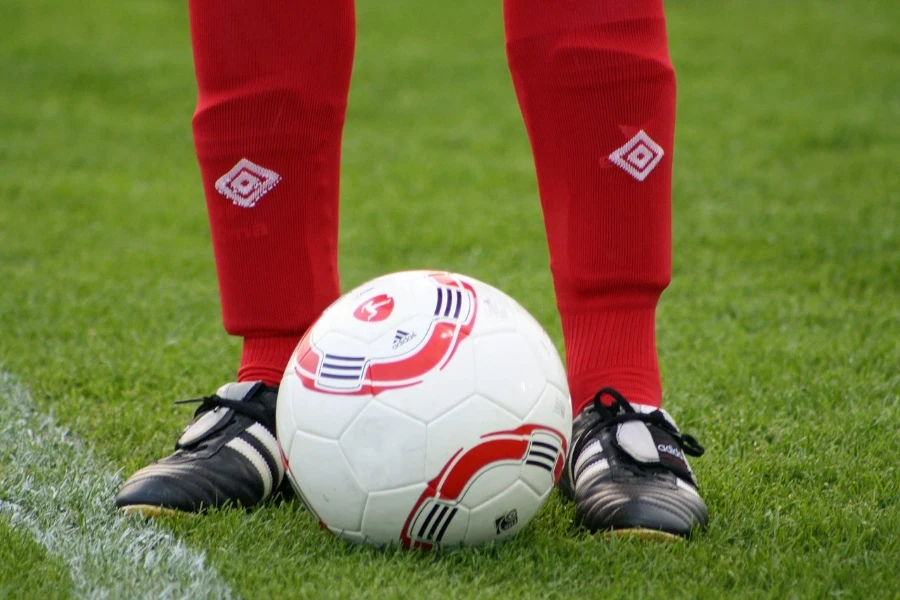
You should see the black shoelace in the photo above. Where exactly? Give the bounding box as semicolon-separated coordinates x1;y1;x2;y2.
580;387;705;458
174;384;273;425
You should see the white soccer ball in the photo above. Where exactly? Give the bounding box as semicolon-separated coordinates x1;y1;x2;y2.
276;270;571;549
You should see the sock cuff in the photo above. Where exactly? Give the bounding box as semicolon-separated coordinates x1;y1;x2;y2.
238;335;302;387
561;307;662;412
561;307;658;368
569;368;662;414
504;0;667;44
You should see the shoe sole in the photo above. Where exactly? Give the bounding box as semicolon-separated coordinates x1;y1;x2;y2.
600;528;683;542
119;504;187;518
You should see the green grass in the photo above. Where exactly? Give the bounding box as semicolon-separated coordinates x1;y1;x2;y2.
0;520;72;599
1;0;898;597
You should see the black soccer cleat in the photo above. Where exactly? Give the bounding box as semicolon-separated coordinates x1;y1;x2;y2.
559;387;708;540
116;381;284;516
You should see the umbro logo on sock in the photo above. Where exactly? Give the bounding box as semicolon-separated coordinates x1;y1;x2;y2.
608;130;664;182
215;159;281;208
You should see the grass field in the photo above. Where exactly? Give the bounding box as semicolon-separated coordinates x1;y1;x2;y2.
1;0;898;597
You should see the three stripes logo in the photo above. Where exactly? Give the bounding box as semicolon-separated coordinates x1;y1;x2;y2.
408;500;459;546
316;353;367;390
400;424;567;549
524;431;563;475
434;285;469;321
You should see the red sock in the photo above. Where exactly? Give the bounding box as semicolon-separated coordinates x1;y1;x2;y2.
505;0;675;412
189;0;356;385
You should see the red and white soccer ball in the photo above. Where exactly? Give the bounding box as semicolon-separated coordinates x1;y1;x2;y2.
276;271;572;549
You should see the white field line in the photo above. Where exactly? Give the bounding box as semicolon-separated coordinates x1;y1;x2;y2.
0;370;234;600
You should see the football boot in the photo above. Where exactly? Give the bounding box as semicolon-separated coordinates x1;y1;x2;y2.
116;381;283;516
559;387;708;540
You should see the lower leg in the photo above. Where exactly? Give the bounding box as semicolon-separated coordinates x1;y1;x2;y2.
189;0;356;384
504;0;675;411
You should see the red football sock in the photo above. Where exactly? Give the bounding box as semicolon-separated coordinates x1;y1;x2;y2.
188;0;356;385
505;0;675;412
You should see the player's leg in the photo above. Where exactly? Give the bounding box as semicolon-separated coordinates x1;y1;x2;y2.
504;0;707;537
116;0;355;515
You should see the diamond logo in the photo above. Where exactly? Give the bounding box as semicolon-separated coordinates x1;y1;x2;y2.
608;130;664;182
215;159;281;208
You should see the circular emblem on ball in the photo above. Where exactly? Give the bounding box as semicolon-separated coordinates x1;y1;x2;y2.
352;294;395;322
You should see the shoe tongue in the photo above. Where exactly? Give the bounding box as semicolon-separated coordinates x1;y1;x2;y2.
178;407;231;448
176;382;259;448
215;381;259;401
615;421;659;463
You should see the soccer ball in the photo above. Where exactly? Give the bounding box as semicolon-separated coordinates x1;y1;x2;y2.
276;271;571;549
